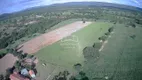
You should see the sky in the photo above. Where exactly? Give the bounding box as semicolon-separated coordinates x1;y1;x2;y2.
0;0;142;14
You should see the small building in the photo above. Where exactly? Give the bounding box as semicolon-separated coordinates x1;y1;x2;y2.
10;72;29;80
21;68;29;76
29;70;36;78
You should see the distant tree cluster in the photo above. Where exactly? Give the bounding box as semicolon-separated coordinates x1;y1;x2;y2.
52;70;70;80
83;47;100;60
99;27;114;42
7;49;28;59
69;71;89;80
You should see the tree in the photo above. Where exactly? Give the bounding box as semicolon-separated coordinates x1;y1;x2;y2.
4;74;10;80
93;43;102;49
98;36;107;41
27;54;34;58
83;47;100;60
105;32;110;36
83;20;86;23
74;63;82;72
69;76;77;80
79;71;86;78
6;68;13;76
127;23;136;28
14;61;22;71
52;71;70;80
79;71;89;80
130;35;136;39
131;24;136;28
82;19;85;23
81;77;89;80
135;19;140;24
0;74;4;80
72;71;89;80
5;68;13;80
108;27;114;33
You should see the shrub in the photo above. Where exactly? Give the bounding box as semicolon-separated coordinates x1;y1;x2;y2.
74;63;82;71
105;32;110;36
108;27;114;33
98;36;107;41
83;47;100;60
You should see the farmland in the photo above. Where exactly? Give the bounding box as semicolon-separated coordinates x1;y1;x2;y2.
83;24;142;80
0;1;142;80
35;21;113;79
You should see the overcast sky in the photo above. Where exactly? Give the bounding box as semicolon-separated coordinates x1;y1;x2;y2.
0;0;142;14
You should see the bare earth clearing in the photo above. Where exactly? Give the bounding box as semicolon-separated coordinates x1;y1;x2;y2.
0;54;18;74
18;21;91;54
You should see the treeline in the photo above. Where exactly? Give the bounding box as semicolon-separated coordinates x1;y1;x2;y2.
0;19;63;49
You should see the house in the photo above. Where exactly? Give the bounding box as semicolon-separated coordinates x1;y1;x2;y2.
21;68;29;76
29;70;36;78
10;72;29;80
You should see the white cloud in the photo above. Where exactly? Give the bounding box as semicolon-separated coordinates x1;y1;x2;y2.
51;0;115;4
132;0;141;5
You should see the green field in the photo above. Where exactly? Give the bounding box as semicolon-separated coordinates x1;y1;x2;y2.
35;22;113;68
35;21;113;79
83;24;142;79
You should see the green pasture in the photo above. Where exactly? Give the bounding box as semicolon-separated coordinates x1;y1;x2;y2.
84;24;142;80
35;21;113;68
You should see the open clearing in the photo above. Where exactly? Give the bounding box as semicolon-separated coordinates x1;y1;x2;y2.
35;21;113;80
18;21;91;54
0;54;18;74
8;19;79;49
84;24;142;80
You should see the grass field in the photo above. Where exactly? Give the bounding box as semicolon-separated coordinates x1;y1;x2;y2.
35;21;113;79
83;24;142;80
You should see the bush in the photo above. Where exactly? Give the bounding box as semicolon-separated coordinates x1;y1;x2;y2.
74;63;82;71
0;74;4;80
131;24;136;28
98;36;107;41
130;35;136;39
105;32;110;36
108;27;114;33
52;71;70;80
14;61;22;71
93;43;102;49
83;47;100;60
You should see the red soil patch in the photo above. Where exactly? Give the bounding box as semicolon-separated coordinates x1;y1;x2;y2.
18;21;92;54
0;54;18;74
